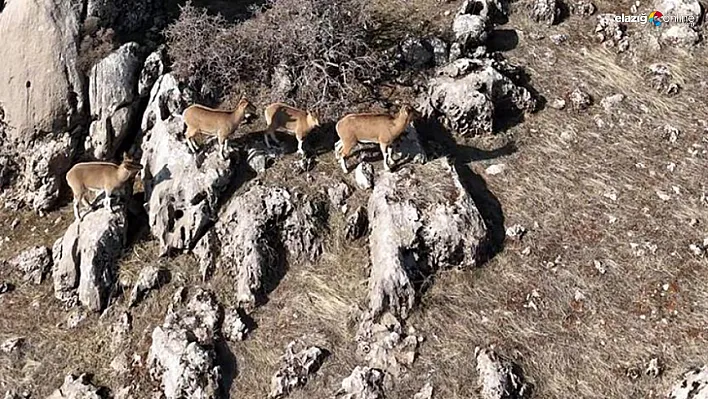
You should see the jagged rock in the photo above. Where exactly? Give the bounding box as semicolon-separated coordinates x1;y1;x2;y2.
86;42;143;160
110;352;131;374
110;312;133;352
600;93;625;113
654;0;702;21
129;265;167;307
393;125;428;166
549;34;568;45
222;308;248;341
345;207;369;241
8;245;52;284
63;308;88;329
527;0;559;25
549;98;566;110
425;37;449;67
645;357;662;378
569;0;596;16
247;147;272;173
568;88;592;111
0;0;85;142
452;0;497;51
413;383;434;399
194;185;325;308
46;374;107;399
595;14;629;52
336;367;385;399
355;316;420;376
139;45;167;97
328;182;353;209
148;289;222;399
660;25;700;47
269;341;327;398
667;366;708;399
86;0;166;35
140;74;237;255
0;337;23;353
398;38;434;69
476;347;531;399
367;159;487;321
646;63;681;96
52;208;127;312
355;162;375;190
418;57;536;136
4;391;29;399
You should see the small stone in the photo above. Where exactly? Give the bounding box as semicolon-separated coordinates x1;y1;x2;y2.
550;34;569;45
549;98;567;110
413;382;433;399
485;163;506;175
574;290;586;302
521;247;532;256
328;182;353;210
569;0;596;16
0;337;23;353
568;88;592;111
667;162;677;172
10;219;19;230
593;260;607;274
626;366;641;380
663;124;681;143
129;265;167;307
505;224;527;240
223;308;249;341
656;190;671;201
600;93;625;113
0;282;13;295
355;162;375;190
345;207;369;241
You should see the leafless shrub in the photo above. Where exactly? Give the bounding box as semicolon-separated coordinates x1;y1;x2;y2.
165;0;391;118
77;19;118;73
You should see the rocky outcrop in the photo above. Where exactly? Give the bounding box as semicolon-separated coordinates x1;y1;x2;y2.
46;374;108;399
355;162;374;190
654;0;702;47
0;0;85;141
366;159;487;321
345;207;369;241
595;14;629;52
527;0;559;25
148;289;222;399
139;46;167;97
667;366;708;399
194;184;326;308
8;245;52;284
140;73;236;255
418;57;536;136
269;341;327;398
222;308;248;341
355;316;421;377
335;367;385;399
52;208;127;311
128;265;167;307
475;347;532;399
86;42;143;160
453;0;497;51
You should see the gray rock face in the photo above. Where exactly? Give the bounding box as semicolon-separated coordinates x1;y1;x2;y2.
139;46;167;97
418;57;536;136
475;347;532;399
195;184;326;308
453;0;495;51
355;162;375;190
413;383;434;399
336;367;385;399
148;289;222;399
8;245;52;284
86;42;143;160
355;316;420;376
128;265;166;307
425;37;449;67
654;0;702;20
52;208;127;312
345;207;369;241
140;73;237;255
222;308;248;341
269;342;327;398
0;0;85;142
367;159;487;319
46;374;107;399
568;88;592;111
527;0;559;25
660;25;700;47
328;182;353;210
668;366;708;399
367;159;487;321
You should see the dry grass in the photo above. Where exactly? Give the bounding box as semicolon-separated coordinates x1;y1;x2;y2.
2;0;708;398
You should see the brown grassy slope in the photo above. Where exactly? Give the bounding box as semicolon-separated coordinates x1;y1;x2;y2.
2;0;708;398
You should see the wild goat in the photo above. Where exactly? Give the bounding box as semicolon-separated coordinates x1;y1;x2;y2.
334;104;420;173
263;103;320;156
182;98;257;159
66;153;143;220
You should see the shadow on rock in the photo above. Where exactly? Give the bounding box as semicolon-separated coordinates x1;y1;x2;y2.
487;28;519;52
215;339;239;398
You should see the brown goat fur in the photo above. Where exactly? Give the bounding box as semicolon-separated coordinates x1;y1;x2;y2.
263;102;321;156
182;98;257;159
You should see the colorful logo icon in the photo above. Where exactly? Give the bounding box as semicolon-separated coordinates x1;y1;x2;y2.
649;11;663;26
